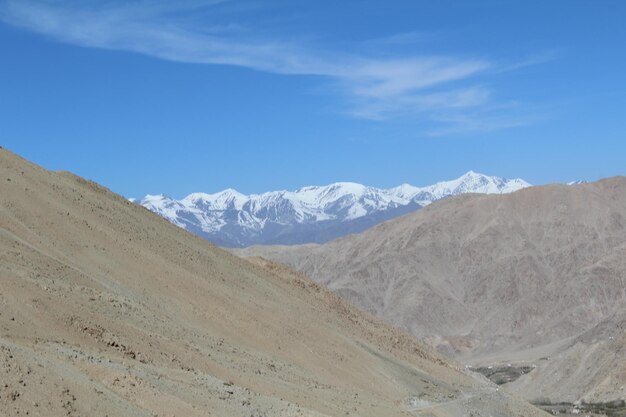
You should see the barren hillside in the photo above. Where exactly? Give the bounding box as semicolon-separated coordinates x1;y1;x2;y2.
0;148;546;416
240;179;626;404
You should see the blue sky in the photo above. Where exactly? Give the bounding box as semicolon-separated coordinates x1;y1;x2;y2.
1;0;625;198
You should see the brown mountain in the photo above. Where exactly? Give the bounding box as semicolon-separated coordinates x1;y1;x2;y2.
0;147;547;416
240;178;626;404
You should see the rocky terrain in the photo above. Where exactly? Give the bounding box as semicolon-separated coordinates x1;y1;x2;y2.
0;147;547;417
240;179;626;405
139;172;529;247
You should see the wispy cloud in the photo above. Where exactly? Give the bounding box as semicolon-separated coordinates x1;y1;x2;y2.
426;105;543;137
0;0;539;132
349;86;492;120
360;31;440;48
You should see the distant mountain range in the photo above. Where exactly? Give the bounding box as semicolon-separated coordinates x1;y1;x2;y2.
137;171;530;247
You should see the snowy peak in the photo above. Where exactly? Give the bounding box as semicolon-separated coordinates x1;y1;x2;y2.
138;172;531;247
420;171;531;201
183;189;248;211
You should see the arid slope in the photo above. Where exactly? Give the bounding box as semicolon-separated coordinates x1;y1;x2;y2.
240;179;626;403
0;148;546;417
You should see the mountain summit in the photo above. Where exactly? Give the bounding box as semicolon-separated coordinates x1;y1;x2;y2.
139;172;530;247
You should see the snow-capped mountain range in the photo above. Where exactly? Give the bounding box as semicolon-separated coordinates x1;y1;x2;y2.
138;171;531;247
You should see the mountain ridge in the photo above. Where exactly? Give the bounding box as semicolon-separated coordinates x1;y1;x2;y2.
139;171;530;247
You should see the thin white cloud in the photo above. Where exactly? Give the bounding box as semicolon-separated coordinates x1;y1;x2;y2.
0;0;535;131
426;110;540;137
350;86;492;120
360;31;440;48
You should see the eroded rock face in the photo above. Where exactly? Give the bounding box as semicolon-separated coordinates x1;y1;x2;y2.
240;177;626;403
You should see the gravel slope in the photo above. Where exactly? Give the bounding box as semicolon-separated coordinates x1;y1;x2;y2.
0;148;546;417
